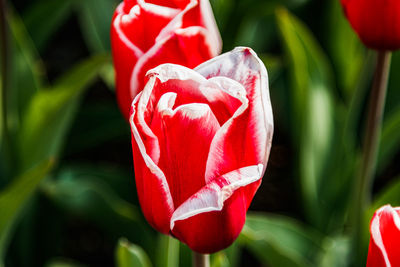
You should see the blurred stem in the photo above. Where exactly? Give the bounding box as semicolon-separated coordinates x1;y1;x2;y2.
192;251;209;267
352;50;391;259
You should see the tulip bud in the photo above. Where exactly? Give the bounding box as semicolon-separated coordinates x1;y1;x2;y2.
111;0;222;119
129;47;274;253
367;205;400;267
341;0;400;50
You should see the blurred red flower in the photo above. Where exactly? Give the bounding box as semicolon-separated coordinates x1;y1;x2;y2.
367;205;400;267
341;0;400;50
111;0;222;119
129;47;274;253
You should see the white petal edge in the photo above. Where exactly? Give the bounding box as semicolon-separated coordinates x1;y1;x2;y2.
370;205;400;267
130;26;217;97
137;0;180;17
112;4;144;58
129;79;175;212
196;47;274;176
170;164;264;231
156;0;222;55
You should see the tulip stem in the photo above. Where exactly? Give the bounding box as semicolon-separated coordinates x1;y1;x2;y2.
352;50;392;260
192;251;209;267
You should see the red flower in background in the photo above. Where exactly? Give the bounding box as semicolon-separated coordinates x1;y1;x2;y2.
111;0;222;119
129;47;274;253
367;205;400;267
341;0;400;50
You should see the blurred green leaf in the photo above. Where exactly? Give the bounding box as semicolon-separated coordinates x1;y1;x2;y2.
41;164;157;256
0;159;54;263
8;6;47;133
378;106;400;173
211;252;229;267
156;234;179;267
385;51;400;116
239;213;323;267
115;238;152;267
99;61;116;89
326;0;365;101
17;54;110;170
74;0;115;53
23;0;75;51
45;258;86;267
9;6;46;90
276;8;335;229
41;168;140;224
317;235;350;267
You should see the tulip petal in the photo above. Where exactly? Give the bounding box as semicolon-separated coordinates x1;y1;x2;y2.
195;47;273;185
342;0;400;50
130;26;218;99
111;3;145;119
129;81;175;234
170;164;264;253
157;0;222;55
145;64;243;125
368;205;400;267
151;96;220;208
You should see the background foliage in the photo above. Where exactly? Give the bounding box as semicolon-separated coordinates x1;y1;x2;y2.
0;0;399;266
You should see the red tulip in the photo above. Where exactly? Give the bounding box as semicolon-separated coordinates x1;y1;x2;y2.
341;0;400;50
129;47;273;253
367;205;400;267
111;0;222;119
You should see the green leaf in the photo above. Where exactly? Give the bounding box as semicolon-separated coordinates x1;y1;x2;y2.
0;159;54;262
45;258;87;267
316;235;350;267
7;6;47;133
276;8;335;228
41;167;141;224
211;252;229;267
326;0;365;101
156;234;179;267
23;0;75;51
239;213;323;267
378;106;400;173
41;164;157;255
74;0;116;53
17;54;110;170
115;238;152;267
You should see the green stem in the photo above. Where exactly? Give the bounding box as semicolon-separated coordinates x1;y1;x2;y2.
352;50;392;261
192;251;209;267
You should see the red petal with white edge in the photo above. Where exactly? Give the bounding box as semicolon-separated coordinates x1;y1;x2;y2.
196;47;273;185
130;26;218;100
145;64;244;125
171;164;264;253
111;3;144;120
367;205;400;267
157;0;221;55
129;84;175;234
150;93;220;208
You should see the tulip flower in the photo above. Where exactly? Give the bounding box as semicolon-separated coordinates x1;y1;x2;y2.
340;0;400;50
129;47;274;253
111;0;222;119
367;205;400;267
